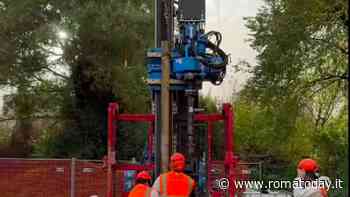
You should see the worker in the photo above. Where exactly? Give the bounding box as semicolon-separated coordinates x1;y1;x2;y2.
293;158;328;197
151;153;195;197
128;171;152;197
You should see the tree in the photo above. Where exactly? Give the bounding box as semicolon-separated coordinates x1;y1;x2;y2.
56;0;153;159
0;0;66;156
0;0;153;158
235;0;348;194
238;0;348;153
238;0;347;109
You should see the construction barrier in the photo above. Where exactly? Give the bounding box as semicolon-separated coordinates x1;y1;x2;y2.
0;158;254;197
0;158;123;197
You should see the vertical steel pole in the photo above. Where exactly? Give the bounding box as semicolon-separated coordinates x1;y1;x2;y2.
161;41;171;173
187;90;195;164
155;0;161;47
154;0;160;176
157;0;174;46
153;92;162;177
207;122;213;194
70;158;76;197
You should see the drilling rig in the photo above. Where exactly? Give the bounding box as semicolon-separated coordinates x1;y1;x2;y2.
149;0;228;179
106;0;242;196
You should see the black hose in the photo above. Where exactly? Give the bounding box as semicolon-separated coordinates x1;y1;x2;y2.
211;69;226;86
192;31;228;85
197;31;228;70
203;31;222;47
198;40;228;70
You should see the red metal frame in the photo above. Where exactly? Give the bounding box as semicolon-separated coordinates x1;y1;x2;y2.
194;103;238;197
107;103;155;197
107;102;238;197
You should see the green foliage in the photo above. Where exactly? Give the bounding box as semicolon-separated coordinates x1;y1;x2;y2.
0;0;62;87
235;0;348;193
240;0;347;105
234;94;348;194
32;127;59;158
315;104;348;189
0;0;153;159
57;0;152;159
116;122;148;162
198;95;226;160
199;95;219;113
0;126;11;146
235;97;313;161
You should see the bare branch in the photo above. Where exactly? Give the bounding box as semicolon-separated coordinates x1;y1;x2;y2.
39;46;62;57
302;73;347;90
307;79;339;99
43;66;69;80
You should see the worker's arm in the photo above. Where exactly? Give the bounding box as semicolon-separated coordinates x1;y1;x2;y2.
151;176;161;197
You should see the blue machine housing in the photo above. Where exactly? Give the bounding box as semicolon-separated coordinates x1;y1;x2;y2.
147;50;225;81
147;23;227;89
147;47;163;81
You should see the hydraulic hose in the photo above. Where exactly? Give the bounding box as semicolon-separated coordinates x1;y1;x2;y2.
190;31;227;85
198;31;228;70
204;40;228;69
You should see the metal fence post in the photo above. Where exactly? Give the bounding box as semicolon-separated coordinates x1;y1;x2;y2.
259;161;262;181
70;158;76;197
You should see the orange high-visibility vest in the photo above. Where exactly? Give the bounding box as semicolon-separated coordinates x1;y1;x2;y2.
159;171;195;197
128;184;152;197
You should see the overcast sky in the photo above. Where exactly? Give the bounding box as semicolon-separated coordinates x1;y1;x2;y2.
201;0;264;102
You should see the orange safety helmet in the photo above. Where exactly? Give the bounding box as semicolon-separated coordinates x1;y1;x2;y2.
170;153;186;172
136;171;152;181
298;158;319;173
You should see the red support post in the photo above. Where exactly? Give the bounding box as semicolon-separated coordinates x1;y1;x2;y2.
106;102;156;197
207;121;213;192
107;103;118;197
117;114;155;122
106;102;237;197
223;104;234;164
223;103;236;197
194;114;224;122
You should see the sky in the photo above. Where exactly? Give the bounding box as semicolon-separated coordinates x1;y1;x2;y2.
200;0;264;102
